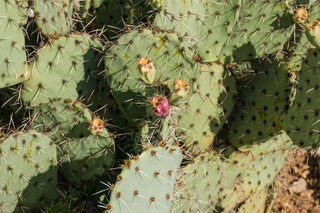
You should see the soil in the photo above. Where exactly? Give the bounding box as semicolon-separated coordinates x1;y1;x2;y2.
271;148;320;213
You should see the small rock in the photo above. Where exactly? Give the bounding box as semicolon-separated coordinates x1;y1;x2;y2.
289;178;307;193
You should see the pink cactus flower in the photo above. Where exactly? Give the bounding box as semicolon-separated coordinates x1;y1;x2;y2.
150;95;170;117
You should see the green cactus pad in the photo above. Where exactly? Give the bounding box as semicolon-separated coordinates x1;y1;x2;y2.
176;62;237;151
92;0;153;37
0;130;57;213
154;0;295;64
228;58;294;148
31;99;115;185
104;29;200;128
0;0;30;89
30;0;73;35
58;129;115;185
237;187;268;213
31;99;92;141
74;0;91;18
218;131;291;211
227;61;256;83
22;34;105;107
173;148;260;213
173;132;290;212
280;48;320;147
239;149;288;199
106;143;182;213
240;130;293;157
172;151;224;212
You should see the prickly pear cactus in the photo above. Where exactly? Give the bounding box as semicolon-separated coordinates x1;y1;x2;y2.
31;99;93;141
1;0;320;212
236;187;269;213
92;0;153;37
57;123;115;185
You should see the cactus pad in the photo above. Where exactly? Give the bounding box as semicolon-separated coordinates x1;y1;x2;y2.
106;143;182;213
0;130;57;213
104;29;200;127
0;0;30;89
154;0;295;64
22;34;104;107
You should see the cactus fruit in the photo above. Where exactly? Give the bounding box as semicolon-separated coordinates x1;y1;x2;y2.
297;3;320;49
137;57;156;84
168;79;191;103
0;130;58;213
293;8;309;24
150;95;170;117
89;116;105;135
105;143;182;213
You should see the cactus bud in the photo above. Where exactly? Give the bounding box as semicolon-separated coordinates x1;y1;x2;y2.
137;57;156;84
169;79;190;103
150;95;170;117
89;117;105;135
293;8;308;24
